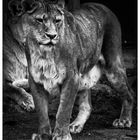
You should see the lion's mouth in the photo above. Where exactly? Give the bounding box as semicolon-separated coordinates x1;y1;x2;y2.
39;42;54;49
46;42;55;47
39;39;58;47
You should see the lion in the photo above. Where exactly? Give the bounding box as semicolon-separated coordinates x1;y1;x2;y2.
3;6;34;111
5;0;134;139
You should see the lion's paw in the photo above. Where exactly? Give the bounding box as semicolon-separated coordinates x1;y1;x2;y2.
32;134;41;140
113;118;132;128
52;133;72;140
32;133;51;140
18;95;35;111
69;121;84;133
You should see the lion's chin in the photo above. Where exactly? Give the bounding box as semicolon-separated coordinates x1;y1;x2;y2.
44;43;55;48
39;44;55;52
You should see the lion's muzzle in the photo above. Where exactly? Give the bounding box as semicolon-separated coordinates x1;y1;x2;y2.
44;25;59;45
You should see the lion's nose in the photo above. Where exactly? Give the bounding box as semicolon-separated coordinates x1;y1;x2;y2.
46;33;57;40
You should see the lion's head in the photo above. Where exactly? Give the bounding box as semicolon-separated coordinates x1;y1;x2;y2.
8;0;72;49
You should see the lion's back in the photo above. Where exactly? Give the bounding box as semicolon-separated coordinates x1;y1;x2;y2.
69;2;122;73
73;2;119;34
72;3;110;59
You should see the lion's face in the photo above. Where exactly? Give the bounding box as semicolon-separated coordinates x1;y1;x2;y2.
9;1;65;49
27;4;64;47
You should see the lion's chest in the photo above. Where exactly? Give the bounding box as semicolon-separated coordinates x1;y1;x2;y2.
31;59;66;93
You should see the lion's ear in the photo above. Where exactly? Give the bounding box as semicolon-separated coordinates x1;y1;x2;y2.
57;0;65;9
21;0;41;14
8;0;23;16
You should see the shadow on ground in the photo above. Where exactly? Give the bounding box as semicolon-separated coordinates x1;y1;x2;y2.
3;110;137;140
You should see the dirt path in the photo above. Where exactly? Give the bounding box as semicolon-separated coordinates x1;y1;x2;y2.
3;110;137;140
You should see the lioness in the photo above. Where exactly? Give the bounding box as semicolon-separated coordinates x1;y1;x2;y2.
5;0;133;139
3;16;34;111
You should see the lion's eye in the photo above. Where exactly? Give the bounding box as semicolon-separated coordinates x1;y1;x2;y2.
35;18;43;23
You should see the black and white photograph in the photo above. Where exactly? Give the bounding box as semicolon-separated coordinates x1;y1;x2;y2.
3;0;137;140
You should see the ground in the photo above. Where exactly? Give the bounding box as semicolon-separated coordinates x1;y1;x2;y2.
3;110;137;140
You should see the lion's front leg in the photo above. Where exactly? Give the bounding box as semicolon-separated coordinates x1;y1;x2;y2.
53;77;78;140
30;78;52;140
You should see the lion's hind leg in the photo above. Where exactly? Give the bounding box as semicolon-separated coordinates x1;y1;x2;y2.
4;79;35;111
105;59;133;128
70;89;92;133
102;14;133;128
